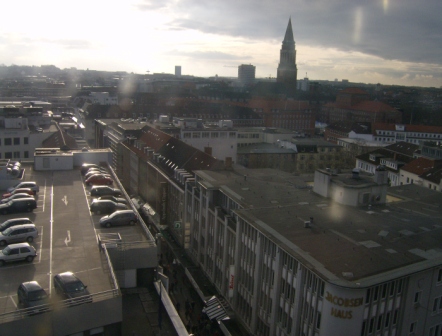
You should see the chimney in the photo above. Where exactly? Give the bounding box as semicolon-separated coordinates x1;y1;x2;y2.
204;147;212;156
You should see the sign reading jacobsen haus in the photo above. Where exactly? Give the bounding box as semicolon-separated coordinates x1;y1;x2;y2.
320;286;365;336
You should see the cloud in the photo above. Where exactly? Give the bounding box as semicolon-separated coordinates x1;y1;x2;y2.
165;0;442;66
49;39;94;50
133;0;170;11
169;49;252;61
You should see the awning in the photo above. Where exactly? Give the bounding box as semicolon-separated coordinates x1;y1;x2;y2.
202;296;230;321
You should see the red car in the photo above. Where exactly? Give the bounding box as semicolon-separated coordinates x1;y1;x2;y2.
2;188;35;199
85;175;113;186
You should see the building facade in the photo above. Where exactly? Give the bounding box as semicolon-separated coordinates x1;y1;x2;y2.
183;167;442;336
238;64;256;87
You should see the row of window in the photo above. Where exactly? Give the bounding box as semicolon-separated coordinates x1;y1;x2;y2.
0;137;29;146
365;279;403;304
377;131;442;138
182;132;236;139
0;151;29;159
361;309;399;335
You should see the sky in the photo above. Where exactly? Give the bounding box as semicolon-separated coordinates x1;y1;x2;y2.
1;0;441;88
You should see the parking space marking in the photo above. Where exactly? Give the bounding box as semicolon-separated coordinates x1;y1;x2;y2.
8;295;17;309
82;183;99;243
64;230;71;246
48;182;54;295
40;179;46;213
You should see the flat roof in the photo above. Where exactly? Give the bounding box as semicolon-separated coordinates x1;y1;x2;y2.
195;168;442;287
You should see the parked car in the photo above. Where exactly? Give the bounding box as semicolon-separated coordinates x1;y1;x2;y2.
0;193;34;204
84;171;111;180
53;272;92;305
90;186;122;197
7;182;39;195
84;168;108;177
17;281;50;314
2;188;35;199
0;198;37;215
80;163;101;175
97;195;128;204
85;175;113;186
0;242;37;265
89;200;127;215
0;224;38;246
0;218;33;232
99;210;138;228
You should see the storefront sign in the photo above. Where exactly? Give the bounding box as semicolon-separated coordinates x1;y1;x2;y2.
325;291;363;320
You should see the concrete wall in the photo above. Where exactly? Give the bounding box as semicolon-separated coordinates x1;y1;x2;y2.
313;170;331;198
0;296;122;336
34;154;74;171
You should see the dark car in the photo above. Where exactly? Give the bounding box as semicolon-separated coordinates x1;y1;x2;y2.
0;193;34;204
97;195;128;204
80;163;101;175
0;198;37;215
0;218;33;232
17;281;50;315
2;188;35;199
7;181;39;194
53;272;92;305
99;210;138;227
85;175;113;186
90;186;122;197
89;199;127;215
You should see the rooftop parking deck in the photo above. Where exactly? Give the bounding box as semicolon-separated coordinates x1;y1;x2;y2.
0;165;153;335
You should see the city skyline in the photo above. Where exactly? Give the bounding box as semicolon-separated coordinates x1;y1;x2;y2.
1;0;441;88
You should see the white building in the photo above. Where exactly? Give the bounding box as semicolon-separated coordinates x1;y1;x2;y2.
180;127;237;161
0;105;56;160
296;77;310;92
355;142;419;186
349;124;442;145
89;92;118;105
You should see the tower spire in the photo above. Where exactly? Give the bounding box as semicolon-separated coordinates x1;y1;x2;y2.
283;17;294;43
277;17;298;92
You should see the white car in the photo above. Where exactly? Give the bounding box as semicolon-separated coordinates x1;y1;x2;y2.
0;242;37;266
0;224;38;246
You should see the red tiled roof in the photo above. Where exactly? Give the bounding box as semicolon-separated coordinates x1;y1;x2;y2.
351;101;397;112
401;157;436;175
420;166;442;184
247;98;310;112
323;100;397;113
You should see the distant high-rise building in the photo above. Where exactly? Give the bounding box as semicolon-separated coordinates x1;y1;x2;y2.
175;66;181;76
277;18;297;88
238;64;255;86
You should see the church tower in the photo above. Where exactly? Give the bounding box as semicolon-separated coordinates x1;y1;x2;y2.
277;18;298;88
